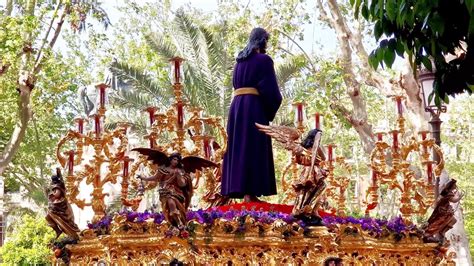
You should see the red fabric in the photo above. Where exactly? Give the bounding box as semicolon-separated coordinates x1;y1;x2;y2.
209;202;333;218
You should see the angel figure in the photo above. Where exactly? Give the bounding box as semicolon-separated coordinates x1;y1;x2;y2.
256;124;327;225
132;148;217;227
45;168;80;239
423;179;462;244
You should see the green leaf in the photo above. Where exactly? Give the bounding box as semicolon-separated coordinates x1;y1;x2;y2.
428;90;434;105
369;50;379;69
469;14;474;36
468;84;474;93
395;39;405;57
361;4;369;19
386;0;397;21
374;21;383;41
354;0;362;19
466;0;474;12
383;47;396;68
443;94;450;104
430;13;445;36
434;94;441;107
421;56;433;71
375;47;384;63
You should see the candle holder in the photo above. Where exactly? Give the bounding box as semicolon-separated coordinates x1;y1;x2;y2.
367;109;444;220
57;84;130;222
96;83;108;117
314;112;322;130
391;95;406;134
319;145;351;215
292;102;306;133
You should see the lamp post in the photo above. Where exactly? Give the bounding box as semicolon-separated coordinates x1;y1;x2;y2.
418;70;447;198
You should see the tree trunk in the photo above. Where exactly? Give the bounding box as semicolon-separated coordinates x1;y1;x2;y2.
5;0;13;16
439;171;473;265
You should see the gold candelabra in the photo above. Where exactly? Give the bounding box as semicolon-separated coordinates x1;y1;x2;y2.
366;96;444;220
56;83;128;222
57;58;228;219
319;145;351;216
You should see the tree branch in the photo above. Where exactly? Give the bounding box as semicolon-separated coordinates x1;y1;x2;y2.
34;0;62;67
320;0;375;153
0;72;34;176
33;3;67;74
276;29;317;72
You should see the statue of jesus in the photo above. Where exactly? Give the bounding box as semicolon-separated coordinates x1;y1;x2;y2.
221;27;282;203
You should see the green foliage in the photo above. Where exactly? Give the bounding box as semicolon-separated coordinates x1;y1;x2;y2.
0;214;55;264
353;0;474;105
0;1;109;203
442;94;474;255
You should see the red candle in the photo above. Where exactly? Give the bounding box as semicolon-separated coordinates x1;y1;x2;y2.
174;60;181;84
149;137;155;149
67;150;75;175
122;157;134;177
376;132;383;141
297;103;303;123
420;131;427;140
315;113;321;129
391;130;399;152
75;118;84;134
327;145;334;162
145;107;157;126
177;102;184;128
99;86;106;108
426;162;433;184
396;97;403;116
203;138;211;159
94;115;101;137
420;131;428;154
371;170;377;186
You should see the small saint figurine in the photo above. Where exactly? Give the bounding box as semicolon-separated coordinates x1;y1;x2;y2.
256;124;327;225
133;148;217;227
45;168;80;239
423;179;462;244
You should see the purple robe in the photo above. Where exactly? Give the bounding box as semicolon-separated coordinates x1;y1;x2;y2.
221;52;282;198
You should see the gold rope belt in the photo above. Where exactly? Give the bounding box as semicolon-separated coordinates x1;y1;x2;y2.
233;87;259;96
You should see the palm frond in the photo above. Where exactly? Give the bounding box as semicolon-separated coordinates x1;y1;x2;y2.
145;33;177;60
275;54;307;98
109;61;172;107
110;88;154;110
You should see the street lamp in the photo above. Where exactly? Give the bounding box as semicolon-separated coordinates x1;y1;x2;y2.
418;69;447;198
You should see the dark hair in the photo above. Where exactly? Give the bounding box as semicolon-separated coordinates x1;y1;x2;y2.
301;129;322;149
441;179;457;196
51;168;66;189
236;27;269;62
324;257;343;266
167;152;183;168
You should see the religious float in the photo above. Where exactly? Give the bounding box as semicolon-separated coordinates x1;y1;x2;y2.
47;57;459;265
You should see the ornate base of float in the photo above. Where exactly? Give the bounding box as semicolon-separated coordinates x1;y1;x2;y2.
62;215;454;265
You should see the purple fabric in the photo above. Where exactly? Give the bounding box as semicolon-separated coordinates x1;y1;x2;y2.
221;52;282;198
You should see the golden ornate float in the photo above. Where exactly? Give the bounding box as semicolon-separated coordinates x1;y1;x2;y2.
51;58;456;265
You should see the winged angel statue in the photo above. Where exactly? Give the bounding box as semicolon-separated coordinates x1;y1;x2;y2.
132;148;217;227
256;124;327;225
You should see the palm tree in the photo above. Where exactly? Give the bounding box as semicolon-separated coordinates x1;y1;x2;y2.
107;10;307;127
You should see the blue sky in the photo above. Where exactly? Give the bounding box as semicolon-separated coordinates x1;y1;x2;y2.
100;0;340;56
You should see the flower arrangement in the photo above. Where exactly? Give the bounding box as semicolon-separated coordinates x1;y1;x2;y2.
86;210;421;242
322;215;421;241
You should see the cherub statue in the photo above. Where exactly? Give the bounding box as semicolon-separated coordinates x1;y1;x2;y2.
256;124;327;225
45;168;80;240
423;179;462;244
132;148;217;227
